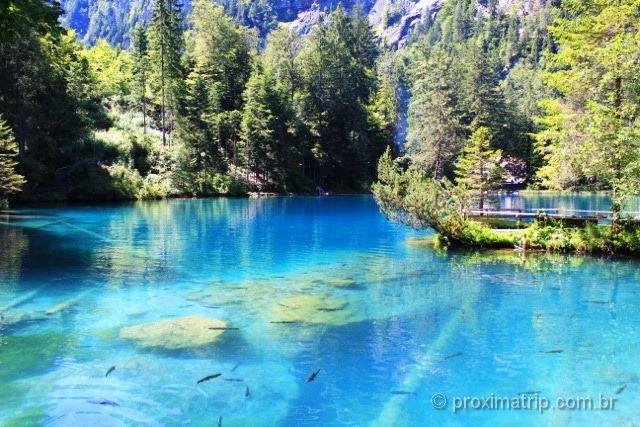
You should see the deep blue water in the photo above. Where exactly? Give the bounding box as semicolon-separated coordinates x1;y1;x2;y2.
0;195;639;426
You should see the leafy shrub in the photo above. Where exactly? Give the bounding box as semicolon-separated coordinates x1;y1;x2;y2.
137;174;172;200
194;172;252;196
521;221;640;255
104;164;143;199
68;160;142;200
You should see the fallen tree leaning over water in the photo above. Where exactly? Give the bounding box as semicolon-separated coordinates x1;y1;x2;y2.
372;150;640;255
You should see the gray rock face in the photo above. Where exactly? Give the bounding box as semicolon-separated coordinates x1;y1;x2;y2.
59;0;537;48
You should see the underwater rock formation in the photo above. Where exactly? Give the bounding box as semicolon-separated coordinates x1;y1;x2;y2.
269;295;353;325
324;278;358;287
120;316;229;350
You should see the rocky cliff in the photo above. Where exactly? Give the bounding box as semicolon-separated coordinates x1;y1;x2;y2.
59;0;534;48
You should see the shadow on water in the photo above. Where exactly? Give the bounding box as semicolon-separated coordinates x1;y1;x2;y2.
0;212;109;289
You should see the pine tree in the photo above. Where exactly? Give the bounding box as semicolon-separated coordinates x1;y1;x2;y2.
132;24;149;134
241;63;296;190
462;48;509;139
185;0;254;166
406;47;465;179
455;127;503;210
148;0;184;146
0;117;25;207
298;5;382;189
264;26;302;101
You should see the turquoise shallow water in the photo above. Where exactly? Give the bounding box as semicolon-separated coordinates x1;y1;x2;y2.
0;195;639;426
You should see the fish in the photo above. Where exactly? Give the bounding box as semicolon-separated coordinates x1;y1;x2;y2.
616;384;627;395
208;327;239;330
105;366;116;377
197;373;222;384
245;386;250;397
307;369;321;382
88;399;119;407
540;349;563;354
218;415;222;427
223;378;244;382
443;352;463;360
518;390;542;395
269;320;301;324
585;300;610;305
231;363;240;372
391;390;416;395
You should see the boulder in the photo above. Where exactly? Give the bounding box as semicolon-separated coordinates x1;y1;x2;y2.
120;316;229;350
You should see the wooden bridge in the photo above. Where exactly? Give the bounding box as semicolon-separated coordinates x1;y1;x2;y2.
469;208;640;226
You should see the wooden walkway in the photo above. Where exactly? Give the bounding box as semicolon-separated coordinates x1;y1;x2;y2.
469;208;640;225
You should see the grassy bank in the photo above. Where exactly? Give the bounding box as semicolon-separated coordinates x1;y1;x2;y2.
428;219;640;256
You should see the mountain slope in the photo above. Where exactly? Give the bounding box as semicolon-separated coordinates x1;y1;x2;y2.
59;0;447;48
59;0;545;49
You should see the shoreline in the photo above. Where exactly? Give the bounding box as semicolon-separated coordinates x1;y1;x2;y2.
4;191;374;208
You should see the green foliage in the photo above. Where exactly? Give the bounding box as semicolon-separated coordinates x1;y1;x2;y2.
403;0;554;182
85;39;133;102
148;0;185;146
372;147;516;248
175;0;256;189
522;221;640;255
263;25;302;101
455;127;504;209
132;24;150;133
298;5;385;190
406;46;465;178
535;0;640;223
0;0;62;43
0;117;25;207
0;0;109;196
241;62;298;191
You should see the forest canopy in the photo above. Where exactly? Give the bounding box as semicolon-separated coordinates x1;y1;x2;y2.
1;0;638;206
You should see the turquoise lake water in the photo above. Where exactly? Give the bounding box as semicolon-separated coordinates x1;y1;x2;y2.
0;194;639;426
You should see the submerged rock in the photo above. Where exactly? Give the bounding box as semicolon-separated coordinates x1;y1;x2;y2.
325;278;357;288
269;295;353;325
120;316;229;350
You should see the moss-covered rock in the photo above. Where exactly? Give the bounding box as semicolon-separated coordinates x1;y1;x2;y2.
120;316;230;350
269;295;353;325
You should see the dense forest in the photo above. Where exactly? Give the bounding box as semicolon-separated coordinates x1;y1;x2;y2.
1;0;639;207
1;0;392;203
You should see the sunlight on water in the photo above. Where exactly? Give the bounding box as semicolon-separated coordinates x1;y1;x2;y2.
0;196;639;425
